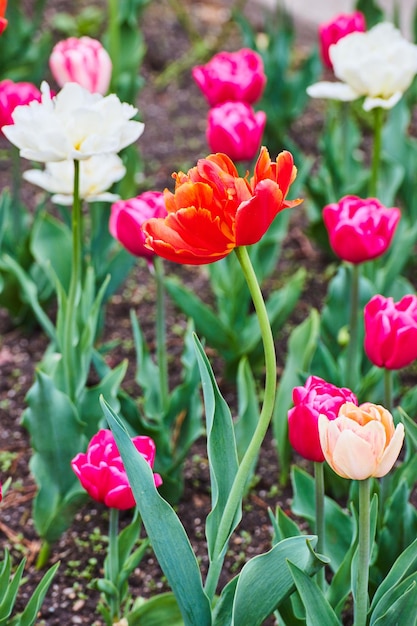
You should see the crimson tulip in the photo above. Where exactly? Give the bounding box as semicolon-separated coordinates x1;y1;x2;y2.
110;191;167;260
319;11;366;69
142;146;301;265
364;294;417;370
206;101;266;162
71;429;162;510
192;48;266;106
0;0;7;35
323;195;401;264
49;36;112;95
288;375;357;462
0;80;41;132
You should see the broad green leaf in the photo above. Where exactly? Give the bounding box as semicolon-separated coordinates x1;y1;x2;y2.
30;212;72;291
371;575;417;626
288;561;339;626
101;398;211;626
128;593;184;626
370;537;417;613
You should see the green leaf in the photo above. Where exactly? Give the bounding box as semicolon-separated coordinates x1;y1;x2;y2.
130;309;162;419
30;212;72;291
234;357;259;465
193;335;240;561
14;561;59;626
0;553;24;619
288;561;340;626
128;593;184;626
371;575;417;626
101;398;212;626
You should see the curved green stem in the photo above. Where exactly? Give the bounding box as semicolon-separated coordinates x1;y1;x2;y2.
354;478;370;626
63;159;82;400
204;245;276;599
314;461;325;591
346;263;360;391
108;507;120;621
108;0;120;91
153;255;169;412
369;107;383;197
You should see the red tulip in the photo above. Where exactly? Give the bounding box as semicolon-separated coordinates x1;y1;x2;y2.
364;294;417;370
206;101;266;162
71;429;162;510
288;375;358;462
323;195;401;264
192;48;266;106
110;191;167;260
0;0;7;35
319;12;366;69
49;36;112;95
0;80;41;132
142;146;302;265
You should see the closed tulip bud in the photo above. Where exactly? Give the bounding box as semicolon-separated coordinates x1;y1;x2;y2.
364;294;417;370
110;191;167;260
206;101;266;162
319;12;366;69
192;48;266;106
0;79;41;132
49;36;112;95
71;429;162;510
0;0;7;35
288;375;357;462
319;402;404;480
323;195;401;264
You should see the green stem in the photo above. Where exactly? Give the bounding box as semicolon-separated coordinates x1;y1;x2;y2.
35;540;51;570
108;507;120;621
153;255;169;412
354;478;370;626
11;146;21;242
314;461;325;591
63;160;82;400
204;245;277;599
107;0;120;91
369;107;383;197
346;263;360;391
384;368;393;413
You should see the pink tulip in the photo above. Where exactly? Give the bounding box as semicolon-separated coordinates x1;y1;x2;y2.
364;294;417;370
192;48;266;106
110;191;167;260
323;195;401;264
319;12;366;69
0;79;41;131
0;0;7;35
288;375;357;462
206;101;266;162
49;36;112;95
319;402;404;480
72;429;162;510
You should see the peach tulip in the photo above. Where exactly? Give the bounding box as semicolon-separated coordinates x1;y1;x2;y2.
319;402;404;480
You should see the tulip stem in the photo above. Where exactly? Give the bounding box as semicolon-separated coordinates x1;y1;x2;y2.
384;368;393;413
346;263;360;392
154;255;169;412
108;507;120;621
204;245;276;600
314;461;325;591
107;0;120;91
370;107;383;197
354;478;370;626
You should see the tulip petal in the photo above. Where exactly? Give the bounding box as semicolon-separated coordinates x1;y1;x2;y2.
307;81;359;101
374;423;405;477
235;179;284;245
330;429;378;480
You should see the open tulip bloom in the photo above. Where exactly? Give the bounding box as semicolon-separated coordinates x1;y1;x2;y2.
142;146;302;265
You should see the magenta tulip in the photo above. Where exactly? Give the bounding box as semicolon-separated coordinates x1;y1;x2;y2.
319;12;366;69
192;48;266;106
72;429;162;510
206;101;266;162
364;294;417;370
288;375;358;462
323;195;401;264
49;36;112;95
0;79;41;131
109;191;167;260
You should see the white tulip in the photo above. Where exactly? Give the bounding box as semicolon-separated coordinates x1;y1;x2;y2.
307;22;417;111
3;82;144;162
23;153;126;205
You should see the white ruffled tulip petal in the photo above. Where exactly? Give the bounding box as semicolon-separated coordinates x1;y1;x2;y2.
374;424;405;477
306;81;358;101
363;93;402;111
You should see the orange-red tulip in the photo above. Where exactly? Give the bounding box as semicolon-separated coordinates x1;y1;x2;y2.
142;146;302;265
319;402;404;480
0;0;7;35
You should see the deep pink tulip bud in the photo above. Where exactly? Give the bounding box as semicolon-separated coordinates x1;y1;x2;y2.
323;195;401;264
364;294;417;370
49;36;112;94
206;101;266;162
319;12;366;69
0;79;41;132
72;429;162;510
192;48;266;106
0;0;7;35
110;191;167;260
288;375;358;462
